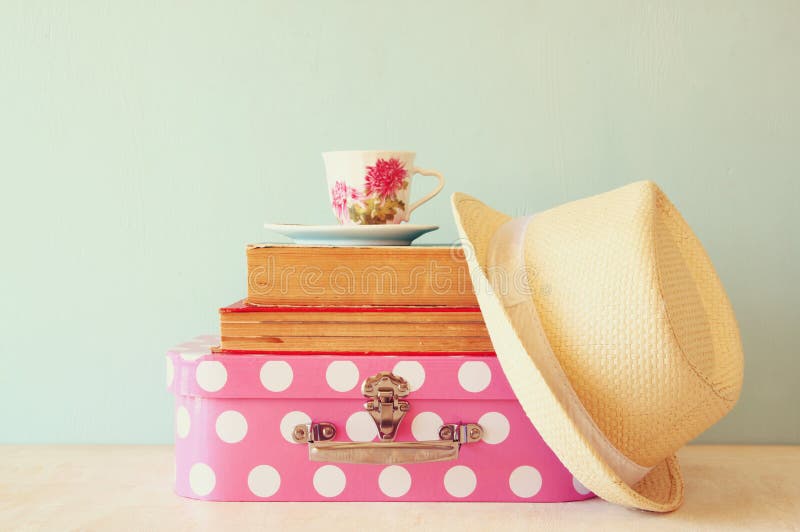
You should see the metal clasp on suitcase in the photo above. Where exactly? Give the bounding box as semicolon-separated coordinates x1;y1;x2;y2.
292;371;483;464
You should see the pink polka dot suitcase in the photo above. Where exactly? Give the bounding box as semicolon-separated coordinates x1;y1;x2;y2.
166;336;594;502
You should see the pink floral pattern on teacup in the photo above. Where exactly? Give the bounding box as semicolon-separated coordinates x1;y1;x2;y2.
330;180;361;221
331;157;409;224
365;158;408;198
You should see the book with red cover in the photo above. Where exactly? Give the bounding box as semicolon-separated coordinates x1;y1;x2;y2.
218;300;494;355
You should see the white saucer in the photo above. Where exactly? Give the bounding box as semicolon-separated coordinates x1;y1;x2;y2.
264;223;439;246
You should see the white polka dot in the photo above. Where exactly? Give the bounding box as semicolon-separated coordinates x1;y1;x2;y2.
280;410;311;444
260;361;293;392
444;465;477;498
325;360;359;392
509;466;542;498
176;406;190;438
573;476;591;495
411;411;444;441
392;361;426;391
196;361;227;392
166;357;175;387
346;411;378;442
215;410;248;443
189;463;216;496
379;465;411;497
477;412;510;444
313;465;346;497
458;361;491;392
248;465;281;498
179;349;209;361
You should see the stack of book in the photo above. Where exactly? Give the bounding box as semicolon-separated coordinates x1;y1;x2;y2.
217;244;493;355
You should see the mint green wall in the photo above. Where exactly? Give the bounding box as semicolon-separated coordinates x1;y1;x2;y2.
1;1;797;444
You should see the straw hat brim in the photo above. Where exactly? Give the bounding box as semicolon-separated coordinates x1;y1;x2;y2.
451;192;684;512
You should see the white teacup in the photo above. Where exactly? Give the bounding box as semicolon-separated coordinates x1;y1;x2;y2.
323;150;445;225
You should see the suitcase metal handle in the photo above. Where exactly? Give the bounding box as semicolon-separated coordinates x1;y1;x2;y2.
291;371;483;464
292;422;483;464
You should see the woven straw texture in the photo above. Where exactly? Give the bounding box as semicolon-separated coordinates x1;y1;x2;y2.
451;181;743;512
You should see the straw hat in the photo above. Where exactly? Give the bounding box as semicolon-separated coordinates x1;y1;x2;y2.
451;181;743;512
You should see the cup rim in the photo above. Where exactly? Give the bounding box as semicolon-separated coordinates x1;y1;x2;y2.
322;150;416;157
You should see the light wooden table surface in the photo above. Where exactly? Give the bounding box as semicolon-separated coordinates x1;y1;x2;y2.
1;445;798;531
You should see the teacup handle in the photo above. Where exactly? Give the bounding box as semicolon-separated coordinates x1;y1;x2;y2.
406;167;445;221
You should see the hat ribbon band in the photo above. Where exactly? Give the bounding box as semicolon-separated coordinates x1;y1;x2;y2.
487;214;653;486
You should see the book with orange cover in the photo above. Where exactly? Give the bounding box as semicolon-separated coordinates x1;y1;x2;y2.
246;244;478;307
218;300;493;355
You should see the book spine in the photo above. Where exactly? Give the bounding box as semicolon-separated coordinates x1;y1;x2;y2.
221;321;489;337
246;248;478;306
